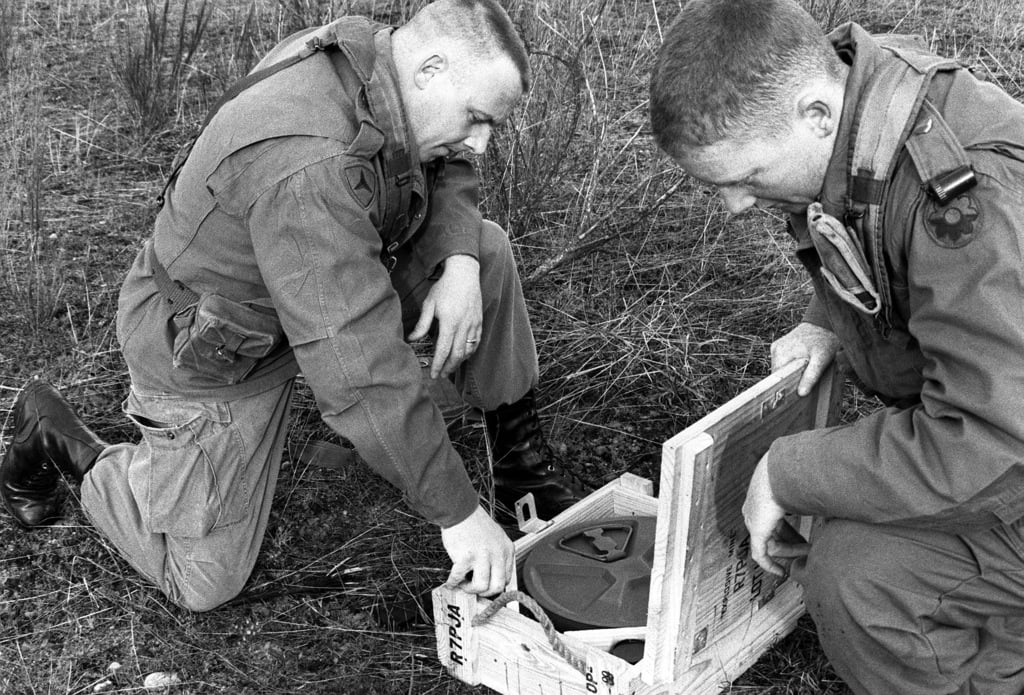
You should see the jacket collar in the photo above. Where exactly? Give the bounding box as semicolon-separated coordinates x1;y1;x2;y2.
330;18;424;186
819;22;889;219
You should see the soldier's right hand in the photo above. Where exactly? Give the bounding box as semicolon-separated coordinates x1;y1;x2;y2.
440;505;514;596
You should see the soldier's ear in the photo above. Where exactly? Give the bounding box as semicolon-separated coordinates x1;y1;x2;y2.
413;54;448;89
796;83;841;139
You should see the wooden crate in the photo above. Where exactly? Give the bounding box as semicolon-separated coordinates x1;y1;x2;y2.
433;360;842;694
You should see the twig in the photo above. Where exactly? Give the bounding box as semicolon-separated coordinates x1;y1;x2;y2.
525;173;687;285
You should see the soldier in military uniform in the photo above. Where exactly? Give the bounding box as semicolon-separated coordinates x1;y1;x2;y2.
0;0;585;612
650;0;1024;692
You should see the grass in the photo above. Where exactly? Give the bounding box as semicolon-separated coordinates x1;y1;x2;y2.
113;0;213;133
1;0;1021;693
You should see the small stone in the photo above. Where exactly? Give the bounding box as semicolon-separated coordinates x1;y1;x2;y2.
143;671;181;691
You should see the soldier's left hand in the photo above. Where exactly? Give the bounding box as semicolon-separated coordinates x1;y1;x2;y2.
408;254;483;378
771;321;840;396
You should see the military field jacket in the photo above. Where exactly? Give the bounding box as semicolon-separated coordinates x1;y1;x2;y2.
116;17;482;527
769;24;1024;531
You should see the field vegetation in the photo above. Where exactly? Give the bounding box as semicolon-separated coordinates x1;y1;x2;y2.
1;0;1022;692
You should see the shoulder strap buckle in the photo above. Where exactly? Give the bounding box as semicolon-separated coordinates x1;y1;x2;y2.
928;164;976;204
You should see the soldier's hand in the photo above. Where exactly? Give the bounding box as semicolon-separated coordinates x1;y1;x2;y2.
765;518;810;577
408;254;483;379
440;505;514;596
742;453;790;577
770;322;840;396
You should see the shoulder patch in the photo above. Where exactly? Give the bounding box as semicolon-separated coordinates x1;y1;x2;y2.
344;160;377;210
925;192;979;248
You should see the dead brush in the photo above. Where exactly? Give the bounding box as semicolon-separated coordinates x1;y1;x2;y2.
112;0;212;134
199;1;264;91
0;0;18;76
481;0;673;280
801;0;855;30
0;78;67;338
275;0;338;33
275;0;427;32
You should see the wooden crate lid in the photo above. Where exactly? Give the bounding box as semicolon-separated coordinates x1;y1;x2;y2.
643;359;842;685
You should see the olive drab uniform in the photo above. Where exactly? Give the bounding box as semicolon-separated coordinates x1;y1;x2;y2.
766;23;1024;694
78;17;540;611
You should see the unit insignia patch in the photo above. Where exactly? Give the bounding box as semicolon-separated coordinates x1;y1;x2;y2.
925;193;979;248
345;160;376;210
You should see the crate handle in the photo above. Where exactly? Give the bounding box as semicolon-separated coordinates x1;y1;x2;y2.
471;590;588;676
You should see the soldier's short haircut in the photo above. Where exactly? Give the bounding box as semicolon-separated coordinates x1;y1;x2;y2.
415;0;530;92
649;0;844;156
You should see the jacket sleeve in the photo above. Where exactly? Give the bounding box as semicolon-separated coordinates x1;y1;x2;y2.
414;157;483;271
768;153;1024;532
230;139;480;528
801;294;832;330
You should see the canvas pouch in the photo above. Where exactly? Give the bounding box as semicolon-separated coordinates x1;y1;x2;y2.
172;293;283;385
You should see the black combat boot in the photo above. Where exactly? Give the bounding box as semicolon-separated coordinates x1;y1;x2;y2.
485;390;589;520
0;380;108;528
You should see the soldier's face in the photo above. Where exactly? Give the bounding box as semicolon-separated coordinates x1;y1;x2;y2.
405;52;523;162
670;90;840;217
674;129;833;216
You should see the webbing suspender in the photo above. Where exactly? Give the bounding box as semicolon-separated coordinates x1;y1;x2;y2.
149;36;331;310
329;47;414;271
845;40;977;334
847;45;966;207
149;241;199;313
156;38;326;208
330;20;415;263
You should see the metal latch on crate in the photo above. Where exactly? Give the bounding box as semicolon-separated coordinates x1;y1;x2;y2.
515;493;554;534
760;386;791;418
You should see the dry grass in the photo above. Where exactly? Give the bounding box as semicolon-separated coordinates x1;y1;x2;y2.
0;0;1020;693
113;0;213;133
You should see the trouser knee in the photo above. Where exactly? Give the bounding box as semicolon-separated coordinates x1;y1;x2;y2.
796;518;945;694
461;220;537;407
797;519;1024;694
799;519;882;631
168;570;247;613
478;220;517;290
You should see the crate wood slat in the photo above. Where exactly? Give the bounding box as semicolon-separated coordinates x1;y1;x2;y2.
435;360;842;695
434;586;644;694
646;360;841;688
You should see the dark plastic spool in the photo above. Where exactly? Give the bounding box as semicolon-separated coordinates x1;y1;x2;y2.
520;515;657;633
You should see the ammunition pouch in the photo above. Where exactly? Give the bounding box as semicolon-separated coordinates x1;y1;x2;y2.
147;241;283;385
171;293;283;385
